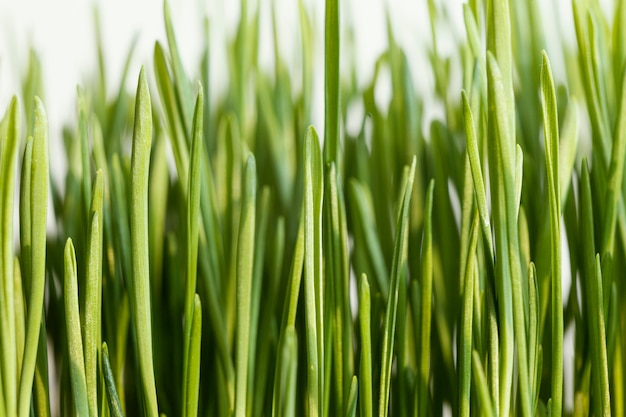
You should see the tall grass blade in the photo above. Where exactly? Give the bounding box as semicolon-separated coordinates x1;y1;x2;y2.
129;67;159;417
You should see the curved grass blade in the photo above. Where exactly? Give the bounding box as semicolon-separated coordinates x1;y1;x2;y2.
18;97;48;417
0;97;19;417
102;343;124;417
235;155;257;417
129;67;159;417
540;51;563;417
378;158;417;417
63;239;89;417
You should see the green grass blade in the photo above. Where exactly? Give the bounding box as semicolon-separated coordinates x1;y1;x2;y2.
102;343;125;417
459;214;480;417
324;0;340;164
344;376;358;417
358;274;372;417
163;0;193;136
272;326;298;417
248;187;271;417
540;50;563;417
129;67;159;417
304;126;324;417
378;158;417;417
348;180;389;298
0;97;19;417
153;42;189;189
182;85;203;417
63;238;89;417
185;295;202;417
580;160;611;417
18;97;48;417
601;67;626;256
84;171;104;417
235;155;257;417
324;162;352;413
462;90;494;260
417;179;434;417
487;52;531;417
593;255;611;417
472;351;495;417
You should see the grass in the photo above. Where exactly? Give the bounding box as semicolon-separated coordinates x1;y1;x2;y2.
1;0;626;415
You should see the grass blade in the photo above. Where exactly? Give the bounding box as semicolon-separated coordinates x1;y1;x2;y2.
324;0;340;164
18;97;48;417
417;179;434;417
182;85;203;417
358;274;372;417
102;343;125;417
84;171;104;417
129;67;159;417
540;50;563;417
186;295;202;417
63;239;89;417
304;126;324;417
0;97;19;417
459;214;480;417
235;155;257;417
378;158;417;417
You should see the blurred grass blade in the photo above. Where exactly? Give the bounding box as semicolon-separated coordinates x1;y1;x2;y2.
235;155;257;417
601;67;626;256
324;0;340;164
378;158;417;417
417;179;434;417
163;0;193;135
344;376;358;417
472;351;495;417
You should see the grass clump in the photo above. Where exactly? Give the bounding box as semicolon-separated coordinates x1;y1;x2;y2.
1;0;626;416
